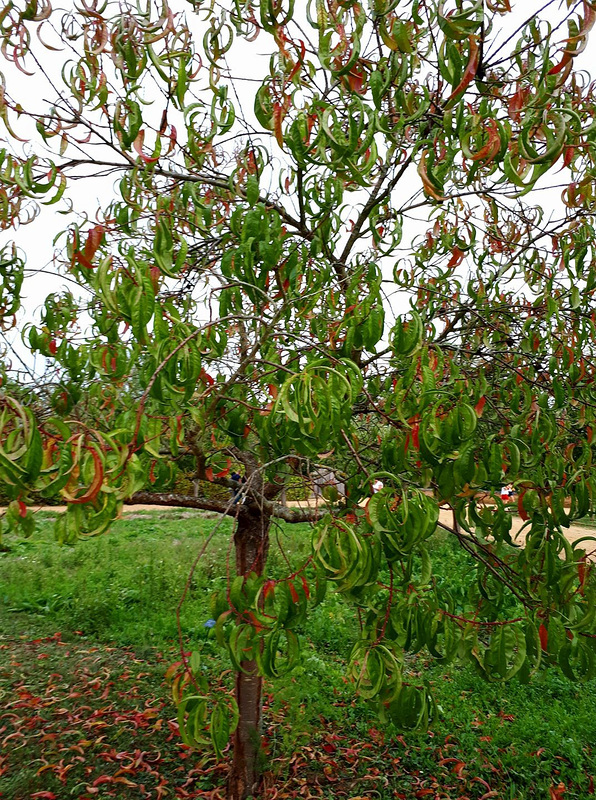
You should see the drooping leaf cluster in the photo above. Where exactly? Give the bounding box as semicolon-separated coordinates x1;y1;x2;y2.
2;0;596;738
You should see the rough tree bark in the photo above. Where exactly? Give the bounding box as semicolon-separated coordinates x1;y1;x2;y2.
228;508;271;800
128;481;319;800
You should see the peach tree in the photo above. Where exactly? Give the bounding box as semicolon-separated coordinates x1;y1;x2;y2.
2;0;596;796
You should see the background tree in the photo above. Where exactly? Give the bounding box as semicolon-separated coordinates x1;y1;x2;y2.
2;0;596;796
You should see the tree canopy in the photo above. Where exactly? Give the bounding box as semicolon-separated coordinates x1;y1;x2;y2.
2;0;596;796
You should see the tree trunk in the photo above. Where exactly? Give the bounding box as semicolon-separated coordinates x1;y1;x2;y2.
228;509;270;800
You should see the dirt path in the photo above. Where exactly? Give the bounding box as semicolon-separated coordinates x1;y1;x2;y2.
436;508;596;552
6;501;596;552
286;499;596;553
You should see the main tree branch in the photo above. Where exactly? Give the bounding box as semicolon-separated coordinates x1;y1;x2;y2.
127;492;324;524
127;491;244;517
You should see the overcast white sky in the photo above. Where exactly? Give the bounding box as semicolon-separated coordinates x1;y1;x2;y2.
2;0;594;377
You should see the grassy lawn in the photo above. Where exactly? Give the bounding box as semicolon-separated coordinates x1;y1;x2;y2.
1;511;595;799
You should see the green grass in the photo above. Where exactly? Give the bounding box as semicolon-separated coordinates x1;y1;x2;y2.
1;511;595;799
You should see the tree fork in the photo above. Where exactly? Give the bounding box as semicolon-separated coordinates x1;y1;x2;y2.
229;508;271;800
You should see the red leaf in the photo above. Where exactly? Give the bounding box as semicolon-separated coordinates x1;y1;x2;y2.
548;53;572;75
200;369;215;386
268;384;278;399
453;760;466;778
475;396;486;417
549;782;566;800
288;582;299;603
445;36;480;105
517;490;528;521
159;108;168;134
497;711;515;722
411;424;420;450
301;574;310;600
93;775;114;786
539;623;548;651
167;124;177;154
260;401;274;416
347;65;365;94
18;500;27;518
417;150;445;201
563;145;575;169
470;118;501;163
547;1;596;78
508;85;527;122
532;333;540;352
246;149;257;174
215;461;231;478
65;447;104;504
447;246;465;268
205;467;214;482
273;102;284;148
133;130;160;164
49;339;58;355
565;345;575;365
150;265;161;291
83;224;105;263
